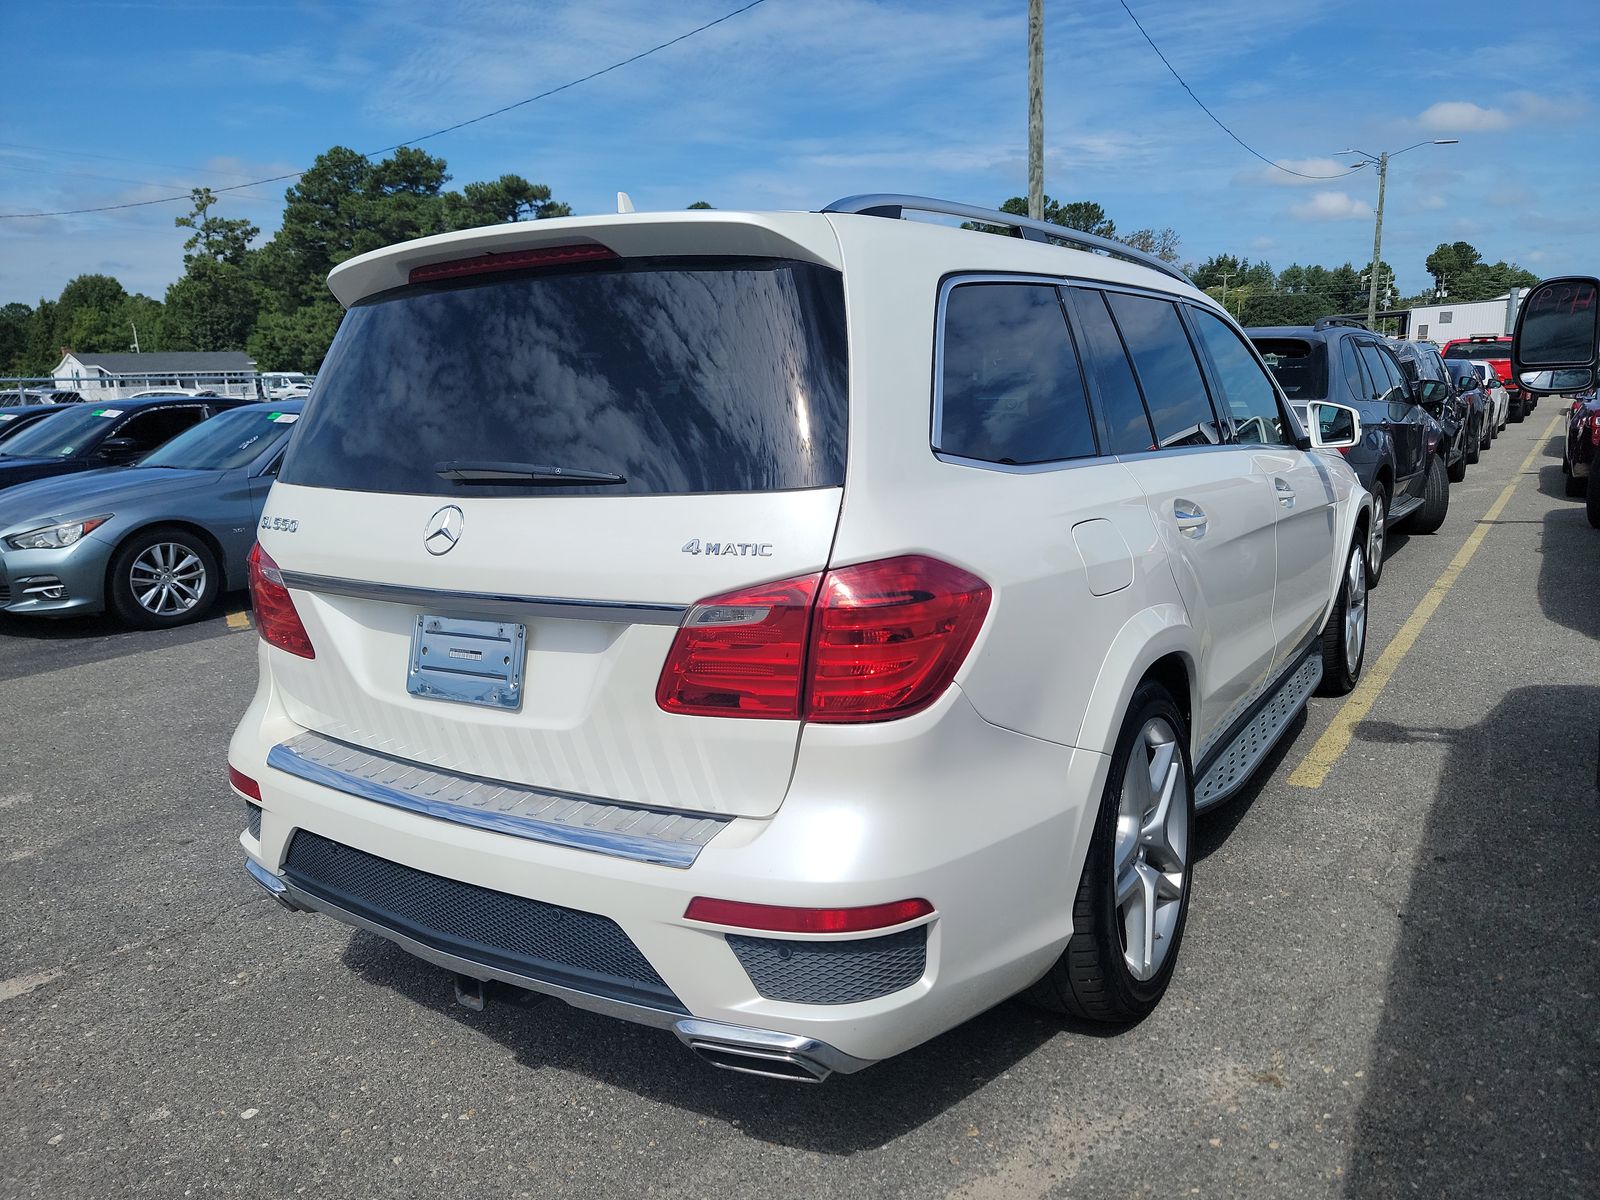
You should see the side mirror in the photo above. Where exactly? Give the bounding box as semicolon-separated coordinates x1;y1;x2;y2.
1512;275;1599;393
1414;379;1451;407
1308;401;1361;450
98;436;142;460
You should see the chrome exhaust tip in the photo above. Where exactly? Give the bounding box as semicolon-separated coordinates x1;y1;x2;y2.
673;1018;873;1083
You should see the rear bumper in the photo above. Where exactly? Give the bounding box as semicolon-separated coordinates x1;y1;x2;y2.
231;648;1105;1067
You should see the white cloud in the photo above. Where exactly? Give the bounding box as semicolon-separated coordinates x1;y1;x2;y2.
1417;100;1511;132
1291;191;1371;221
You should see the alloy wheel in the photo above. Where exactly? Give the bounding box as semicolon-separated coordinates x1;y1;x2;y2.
129;542;207;618
1113;718;1189;982
1369;496;1386;571
1344;542;1368;675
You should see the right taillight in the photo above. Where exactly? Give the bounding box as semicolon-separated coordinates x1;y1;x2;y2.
656;555;990;723
248;542;315;659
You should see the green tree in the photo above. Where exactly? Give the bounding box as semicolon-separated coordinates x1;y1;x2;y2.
175;187;259;267
437;175;571;232
687;200;714;210
0;302;31;374
247;303;344;374
997;195;1117;238
164;189;259;352
1120;227;1181;263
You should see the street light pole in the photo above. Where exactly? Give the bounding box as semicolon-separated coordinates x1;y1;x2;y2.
1027;0;1043;221
1219;271;1236;315
1338;139;1458;332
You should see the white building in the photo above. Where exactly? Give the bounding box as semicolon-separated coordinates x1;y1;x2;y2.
1406;290;1523;345
50;350;259;401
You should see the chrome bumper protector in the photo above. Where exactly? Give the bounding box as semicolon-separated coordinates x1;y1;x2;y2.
278;570;687;626
266;732;729;869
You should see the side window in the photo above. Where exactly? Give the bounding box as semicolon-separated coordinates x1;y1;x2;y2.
1373;345;1410;398
1357;344;1400;402
936;282;1097;465
1188;308;1287;445
1341;339;1371;403
1067;288;1156;455
1104;291;1220;449
114;406;206;453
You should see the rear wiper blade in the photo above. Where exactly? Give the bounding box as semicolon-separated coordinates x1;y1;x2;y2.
434;460;626;486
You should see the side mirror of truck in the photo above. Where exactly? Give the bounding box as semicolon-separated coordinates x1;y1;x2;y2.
1307;401;1362;450
1512;276;1599;394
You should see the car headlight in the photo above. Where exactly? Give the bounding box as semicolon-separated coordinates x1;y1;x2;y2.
5;515;111;551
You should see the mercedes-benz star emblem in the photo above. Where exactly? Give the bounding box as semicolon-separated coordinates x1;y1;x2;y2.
423;505;465;556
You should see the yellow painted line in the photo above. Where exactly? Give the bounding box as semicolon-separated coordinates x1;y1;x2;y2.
225;609;252;631
1289;411;1561;789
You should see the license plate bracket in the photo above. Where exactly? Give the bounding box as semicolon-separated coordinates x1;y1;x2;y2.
407;615;526;711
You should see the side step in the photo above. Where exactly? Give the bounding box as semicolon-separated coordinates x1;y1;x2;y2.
1194;651;1322;812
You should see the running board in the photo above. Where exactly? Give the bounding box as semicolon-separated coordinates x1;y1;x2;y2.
1194;651;1322;812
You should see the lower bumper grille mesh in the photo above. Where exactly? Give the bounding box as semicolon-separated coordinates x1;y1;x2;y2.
282;831;682;1011
246;803;261;840
728;925;928;1004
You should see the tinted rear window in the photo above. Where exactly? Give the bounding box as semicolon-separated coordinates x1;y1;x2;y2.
1442;340;1511;361
280;258;848;497
1250;337;1329;400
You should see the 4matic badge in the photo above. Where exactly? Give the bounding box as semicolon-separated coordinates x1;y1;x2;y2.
681;539;773;558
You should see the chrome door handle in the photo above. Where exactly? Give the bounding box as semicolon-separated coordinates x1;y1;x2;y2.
1274;478;1296;509
1173;500;1208;539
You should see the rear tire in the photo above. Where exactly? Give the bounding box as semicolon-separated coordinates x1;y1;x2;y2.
1448;447;1467;482
108;526;221;629
1366;482;1388;588
1024;682;1192;1024
1407;456;1450;535
1509;394;1523;424
1317;538;1368;697
1466;419;1481;464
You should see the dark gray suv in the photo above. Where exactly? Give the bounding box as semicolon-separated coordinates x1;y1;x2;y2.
1249;318;1450;585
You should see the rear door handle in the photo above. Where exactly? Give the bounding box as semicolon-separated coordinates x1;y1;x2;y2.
1173;500;1208;539
1274;477;1296;509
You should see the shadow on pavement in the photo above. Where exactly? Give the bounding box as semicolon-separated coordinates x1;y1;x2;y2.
1193;706;1307;861
1537;486;1600;641
340;932;1065;1154
1343;686;1600;1198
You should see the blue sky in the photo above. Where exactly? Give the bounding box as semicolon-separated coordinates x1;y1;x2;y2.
2;0;1596;305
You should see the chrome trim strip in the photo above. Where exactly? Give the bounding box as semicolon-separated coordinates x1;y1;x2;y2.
278;570;688;626
266;732;729;869
245;858;286;895
276;875;689;1030
673;1017;874;1078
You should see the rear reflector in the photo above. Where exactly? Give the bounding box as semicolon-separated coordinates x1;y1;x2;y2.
408;243;618;285
228;765;262;801
248;542;315;659
683;896;933;934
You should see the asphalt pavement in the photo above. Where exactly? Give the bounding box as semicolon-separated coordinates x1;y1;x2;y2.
2;412;1595;1199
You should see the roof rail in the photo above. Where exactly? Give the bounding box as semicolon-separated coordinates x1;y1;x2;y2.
1312;316;1367;331
821;194;1194;287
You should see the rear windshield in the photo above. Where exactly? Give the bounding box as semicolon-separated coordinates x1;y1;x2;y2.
1249;337;1328;400
1443;340;1510;361
280;257;849;497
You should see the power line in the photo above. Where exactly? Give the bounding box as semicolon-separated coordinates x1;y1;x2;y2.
1114;0;1360;182
0;0;769;220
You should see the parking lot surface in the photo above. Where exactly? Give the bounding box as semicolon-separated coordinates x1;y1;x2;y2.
2;415;1595;1200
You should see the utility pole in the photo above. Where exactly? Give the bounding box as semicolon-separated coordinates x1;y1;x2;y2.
1219;271;1236;315
1366;151;1387;330
1338;140;1457;330
130;322;140;354
1027;0;1043;221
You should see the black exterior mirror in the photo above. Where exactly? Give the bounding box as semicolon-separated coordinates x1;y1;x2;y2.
98;436;142;461
1414;379;1450;407
1512;276;1599;393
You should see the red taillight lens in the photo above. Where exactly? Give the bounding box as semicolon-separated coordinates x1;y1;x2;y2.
655;573;821;718
408;243;617;285
683;896;933;933
656;555;991;723
228;765;261;801
248;542;315;659
806;555;991;723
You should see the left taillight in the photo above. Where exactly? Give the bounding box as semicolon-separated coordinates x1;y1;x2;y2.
248;542;315;659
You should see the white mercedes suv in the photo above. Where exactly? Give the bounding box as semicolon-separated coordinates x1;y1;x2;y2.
230;195;1372;1081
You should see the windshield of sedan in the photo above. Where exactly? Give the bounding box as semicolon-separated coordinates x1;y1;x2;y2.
0;405;119;458
140;406;299;470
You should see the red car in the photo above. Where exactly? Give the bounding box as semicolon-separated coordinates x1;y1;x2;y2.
1441;335;1535;422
